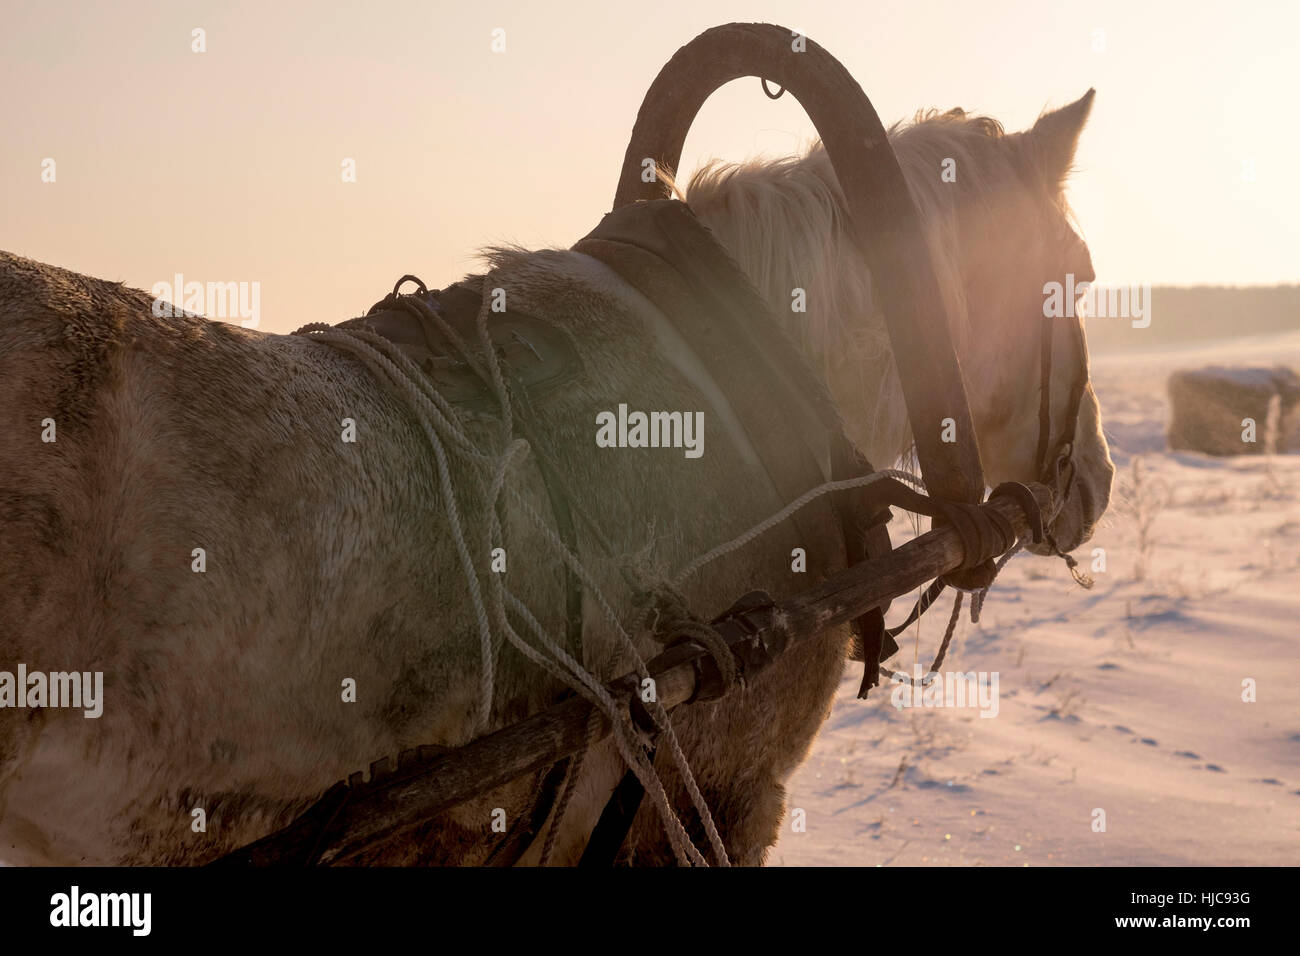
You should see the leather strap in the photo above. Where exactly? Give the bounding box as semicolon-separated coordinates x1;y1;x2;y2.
574;200;894;608
571;200;898;864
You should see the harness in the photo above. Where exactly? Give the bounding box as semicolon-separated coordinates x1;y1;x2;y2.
308;199;896;865
313;198;1089;865
227;21;1095;868
572;199;897;646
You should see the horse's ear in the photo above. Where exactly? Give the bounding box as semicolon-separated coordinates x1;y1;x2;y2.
1028;89;1095;188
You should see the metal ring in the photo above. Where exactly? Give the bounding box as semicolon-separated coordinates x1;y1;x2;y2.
760;77;785;100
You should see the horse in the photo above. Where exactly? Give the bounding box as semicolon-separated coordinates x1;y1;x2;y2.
0;85;1111;865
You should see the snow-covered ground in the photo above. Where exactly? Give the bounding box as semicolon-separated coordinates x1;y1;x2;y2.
772;332;1300;866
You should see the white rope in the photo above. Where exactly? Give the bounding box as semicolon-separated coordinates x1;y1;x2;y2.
970;538;1023;621
297;281;729;866
501;479;729;865
298;324;502;731
672;467;928;586
298;282;995;866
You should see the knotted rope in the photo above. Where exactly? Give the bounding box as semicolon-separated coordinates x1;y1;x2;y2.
296;277;731;866
882;462;1094;688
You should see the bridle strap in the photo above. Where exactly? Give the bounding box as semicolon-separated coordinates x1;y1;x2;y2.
1035;260;1093;503
1036;311;1056;478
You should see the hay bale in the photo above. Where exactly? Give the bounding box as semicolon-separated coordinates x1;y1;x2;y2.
1166;366;1298;455
1277;368;1300;453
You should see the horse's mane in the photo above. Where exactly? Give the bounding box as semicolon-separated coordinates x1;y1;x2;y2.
657;109;1038;466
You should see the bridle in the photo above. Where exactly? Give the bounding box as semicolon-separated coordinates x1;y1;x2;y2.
1033;219;1096;565
874;241;1097;695
888;216;1097;645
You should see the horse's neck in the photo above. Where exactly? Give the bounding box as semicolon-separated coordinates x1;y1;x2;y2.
691;179;914;470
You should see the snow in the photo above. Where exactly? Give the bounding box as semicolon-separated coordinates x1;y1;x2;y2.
771;332;1300;866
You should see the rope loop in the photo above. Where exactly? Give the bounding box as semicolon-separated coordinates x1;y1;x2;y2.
635;584;739;695
392;274;429;297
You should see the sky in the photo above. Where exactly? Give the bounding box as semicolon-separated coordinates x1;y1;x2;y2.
2;0;1296;334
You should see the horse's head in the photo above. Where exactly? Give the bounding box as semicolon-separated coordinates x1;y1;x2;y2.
658;70;1113;555
892;90;1114;554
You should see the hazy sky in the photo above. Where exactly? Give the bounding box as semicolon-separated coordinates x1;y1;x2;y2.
2;0;1296;333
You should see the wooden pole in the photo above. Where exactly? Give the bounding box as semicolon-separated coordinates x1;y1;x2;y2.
216;482;1052;866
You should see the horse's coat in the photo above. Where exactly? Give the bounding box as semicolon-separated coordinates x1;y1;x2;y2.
0;94;1112;865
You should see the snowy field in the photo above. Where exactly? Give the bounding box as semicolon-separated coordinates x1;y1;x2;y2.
772;331;1300;866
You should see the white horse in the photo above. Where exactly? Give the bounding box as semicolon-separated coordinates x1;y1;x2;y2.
0;90;1111;865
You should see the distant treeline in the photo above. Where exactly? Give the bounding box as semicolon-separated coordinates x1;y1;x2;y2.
1084;285;1300;354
